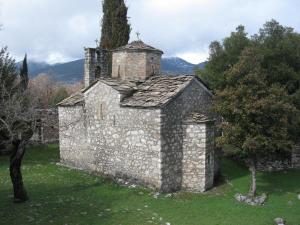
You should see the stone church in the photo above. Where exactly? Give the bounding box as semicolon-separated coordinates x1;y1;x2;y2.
58;40;219;192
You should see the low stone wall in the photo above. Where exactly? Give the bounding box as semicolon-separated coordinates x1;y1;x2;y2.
292;142;300;169
256;158;292;171
256;142;300;171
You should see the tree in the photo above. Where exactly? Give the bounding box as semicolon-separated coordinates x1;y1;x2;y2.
0;47;34;202
100;0;131;73
28;74;82;109
20;54;29;91
29;74;56;108
214;47;296;196
50;86;69;107
197;25;250;90
254;20;300;140
200;20;300;197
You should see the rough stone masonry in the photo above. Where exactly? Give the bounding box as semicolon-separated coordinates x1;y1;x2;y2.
58;40;218;192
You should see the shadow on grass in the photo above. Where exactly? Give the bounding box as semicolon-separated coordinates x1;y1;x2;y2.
220;158;249;181
0;181;117;225
217;158;300;198
257;169;300;196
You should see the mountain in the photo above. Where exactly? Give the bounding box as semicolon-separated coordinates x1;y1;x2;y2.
19;57;206;83
162;57;206;75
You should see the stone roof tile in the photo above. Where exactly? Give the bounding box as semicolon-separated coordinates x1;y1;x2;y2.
57;91;84;107
120;75;194;108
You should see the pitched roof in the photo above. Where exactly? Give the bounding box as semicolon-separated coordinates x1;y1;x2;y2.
120;75;195;108
113;41;163;54
58;75;212;108
57;90;84;107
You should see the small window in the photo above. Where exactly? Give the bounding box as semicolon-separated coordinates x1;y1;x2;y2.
207;154;211;164
118;65;121;78
95;66;101;78
98;103;104;120
152;65;155;75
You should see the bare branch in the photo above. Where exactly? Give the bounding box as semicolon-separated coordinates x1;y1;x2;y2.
0;117;13;141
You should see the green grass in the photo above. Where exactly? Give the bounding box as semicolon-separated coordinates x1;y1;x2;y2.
0;145;299;225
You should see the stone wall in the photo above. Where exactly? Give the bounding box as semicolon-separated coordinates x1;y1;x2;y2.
71;82;162;188
292;142;300;169
112;51;161;81
160;79;214;192
59;79;216;192
146;52;161;76
256;142;300;171
59;106;91;170
256;158;292;171
96;48;109;78
84;48;109;88
182;121;215;192
84;48;96;88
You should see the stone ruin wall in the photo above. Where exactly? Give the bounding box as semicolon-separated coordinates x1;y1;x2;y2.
31;109;59;144
256;142;300;171
292;142;300;169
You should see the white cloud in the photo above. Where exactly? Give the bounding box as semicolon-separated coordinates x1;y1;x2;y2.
177;50;209;64
0;0;300;64
46;52;73;64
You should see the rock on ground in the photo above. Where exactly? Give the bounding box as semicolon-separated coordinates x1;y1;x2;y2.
234;193;267;206
274;217;285;225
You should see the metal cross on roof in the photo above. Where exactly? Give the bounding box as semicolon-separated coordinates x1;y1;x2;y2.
136;31;141;40
95;39;99;47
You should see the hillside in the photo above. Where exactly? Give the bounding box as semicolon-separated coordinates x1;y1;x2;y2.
19;57;206;83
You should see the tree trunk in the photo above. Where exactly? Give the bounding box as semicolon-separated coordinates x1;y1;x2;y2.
248;158;257;197
10;140;28;202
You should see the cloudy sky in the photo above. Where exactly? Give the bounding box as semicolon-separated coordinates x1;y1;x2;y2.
0;0;299;64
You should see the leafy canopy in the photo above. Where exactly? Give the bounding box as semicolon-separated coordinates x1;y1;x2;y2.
214;47;295;159
199;20;300;141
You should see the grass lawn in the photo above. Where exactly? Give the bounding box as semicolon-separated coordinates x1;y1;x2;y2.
0;145;299;225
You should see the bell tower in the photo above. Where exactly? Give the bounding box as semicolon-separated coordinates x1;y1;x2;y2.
84;47;109;88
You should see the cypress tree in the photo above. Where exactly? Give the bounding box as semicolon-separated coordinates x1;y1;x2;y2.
20;54;29;91
100;0;131;74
